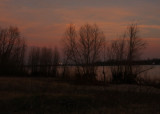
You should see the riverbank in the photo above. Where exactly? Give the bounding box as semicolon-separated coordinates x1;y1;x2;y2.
0;77;160;113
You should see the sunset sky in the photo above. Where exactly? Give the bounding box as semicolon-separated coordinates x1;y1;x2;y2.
0;0;160;58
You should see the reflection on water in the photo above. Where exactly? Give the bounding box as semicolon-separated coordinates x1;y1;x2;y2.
57;65;160;81
26;65;160;81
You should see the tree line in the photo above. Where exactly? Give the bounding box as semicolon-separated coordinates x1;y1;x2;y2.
0;24;151;84
28;46;59;76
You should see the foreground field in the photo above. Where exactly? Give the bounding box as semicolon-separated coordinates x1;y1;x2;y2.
0;77;160;114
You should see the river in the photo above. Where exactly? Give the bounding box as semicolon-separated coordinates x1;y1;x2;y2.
58;65;160;82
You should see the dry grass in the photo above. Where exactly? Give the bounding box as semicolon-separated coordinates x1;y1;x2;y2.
0;77;160;114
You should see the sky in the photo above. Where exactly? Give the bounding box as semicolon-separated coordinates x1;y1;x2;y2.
0;0;160;58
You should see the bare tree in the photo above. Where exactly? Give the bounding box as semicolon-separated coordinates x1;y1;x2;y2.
39;47;53;76
63;24;80;79
11;37;27;73
28;46;60;76
53;47;60;66
107;24;147;83
63;24;105;81
28;47;40;75
79;24;105;80
107;37;126;83
0;26;26;75
62;44;71;79
52;47;60;77
124;24;146;83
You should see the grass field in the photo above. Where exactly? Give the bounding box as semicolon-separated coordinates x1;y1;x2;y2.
0;77;160;114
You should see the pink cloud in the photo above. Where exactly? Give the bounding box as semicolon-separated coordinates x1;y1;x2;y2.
140;25;160;29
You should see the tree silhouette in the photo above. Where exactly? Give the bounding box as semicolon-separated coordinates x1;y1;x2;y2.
28;47;40;75
124;24;146;83
0;26;26;75
107;24;146;83
63;24;105;81
52;47;60;77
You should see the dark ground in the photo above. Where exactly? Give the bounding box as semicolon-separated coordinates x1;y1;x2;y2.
0;77;160;114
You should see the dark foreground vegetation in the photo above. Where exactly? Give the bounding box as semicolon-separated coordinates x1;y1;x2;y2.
0;77;160;114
